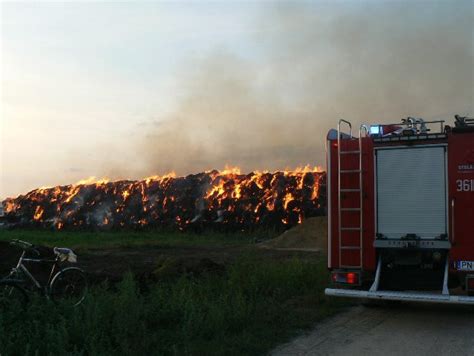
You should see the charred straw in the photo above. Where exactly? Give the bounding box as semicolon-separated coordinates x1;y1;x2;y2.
2;169;326;231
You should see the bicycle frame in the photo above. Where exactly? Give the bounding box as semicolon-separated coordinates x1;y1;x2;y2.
8;250;61;294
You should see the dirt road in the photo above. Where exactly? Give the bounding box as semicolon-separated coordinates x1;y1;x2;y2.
273;303;474;356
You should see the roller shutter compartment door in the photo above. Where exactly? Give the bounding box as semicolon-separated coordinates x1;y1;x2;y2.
376;146;447;239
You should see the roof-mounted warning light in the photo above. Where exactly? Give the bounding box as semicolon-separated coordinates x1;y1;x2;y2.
369;124;403;138
370;125;383;137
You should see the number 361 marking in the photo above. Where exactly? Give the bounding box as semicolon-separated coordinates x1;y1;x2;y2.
456;179;474;192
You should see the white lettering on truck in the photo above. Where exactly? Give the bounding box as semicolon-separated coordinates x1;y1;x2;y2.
457;261;474;271
456;179;474;192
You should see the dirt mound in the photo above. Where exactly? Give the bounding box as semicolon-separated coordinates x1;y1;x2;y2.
259;217;327;253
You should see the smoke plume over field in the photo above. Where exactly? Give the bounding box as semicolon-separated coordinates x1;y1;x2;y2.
132;2;473;177
2;2;473;199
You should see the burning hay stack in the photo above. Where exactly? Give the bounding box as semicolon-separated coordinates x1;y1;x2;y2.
2;167;326;231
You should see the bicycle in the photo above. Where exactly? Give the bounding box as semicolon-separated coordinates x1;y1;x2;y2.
1;239;87;307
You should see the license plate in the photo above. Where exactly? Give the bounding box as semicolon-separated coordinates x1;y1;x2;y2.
456;261;474;271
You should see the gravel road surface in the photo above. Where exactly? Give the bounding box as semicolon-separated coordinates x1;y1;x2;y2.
273;303;474;356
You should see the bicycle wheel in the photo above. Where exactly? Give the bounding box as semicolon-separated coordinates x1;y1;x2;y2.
0;281;29;311
49;267;87;307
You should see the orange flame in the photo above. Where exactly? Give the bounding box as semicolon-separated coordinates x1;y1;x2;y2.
33;206;44;221
3;165;325;230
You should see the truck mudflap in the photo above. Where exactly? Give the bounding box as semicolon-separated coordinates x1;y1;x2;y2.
325;288;474;305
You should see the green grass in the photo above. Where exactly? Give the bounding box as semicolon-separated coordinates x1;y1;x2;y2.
0;229;278;251
0;257;345;356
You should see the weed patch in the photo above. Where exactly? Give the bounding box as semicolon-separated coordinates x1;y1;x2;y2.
0;257;344;355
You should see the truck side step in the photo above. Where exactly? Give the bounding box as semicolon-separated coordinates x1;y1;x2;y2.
340;169;362;173
340;264;362;269
324;288;474;305
340;150;361;155
340;246;361;250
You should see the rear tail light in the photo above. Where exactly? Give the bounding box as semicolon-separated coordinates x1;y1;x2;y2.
332;271;360;286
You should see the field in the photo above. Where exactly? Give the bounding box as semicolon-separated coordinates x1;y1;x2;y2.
0;228;345;355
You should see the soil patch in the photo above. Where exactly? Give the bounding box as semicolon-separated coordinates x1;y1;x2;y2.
1;241;321;284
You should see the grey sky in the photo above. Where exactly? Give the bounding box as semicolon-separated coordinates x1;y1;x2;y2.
1;1;473;198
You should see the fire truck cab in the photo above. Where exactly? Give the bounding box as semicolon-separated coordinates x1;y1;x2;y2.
325;115;474;304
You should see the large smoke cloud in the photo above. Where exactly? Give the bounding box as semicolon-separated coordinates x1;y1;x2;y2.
118;2;474;177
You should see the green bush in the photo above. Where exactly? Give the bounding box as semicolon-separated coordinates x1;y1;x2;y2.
0;258;342;356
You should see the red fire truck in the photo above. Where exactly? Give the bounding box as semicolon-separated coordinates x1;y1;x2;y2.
325;115;474;304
